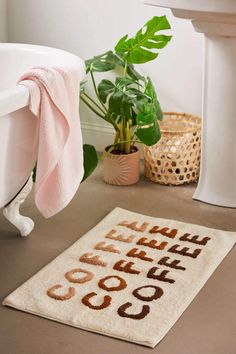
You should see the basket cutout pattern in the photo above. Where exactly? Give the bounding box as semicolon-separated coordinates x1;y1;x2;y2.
144;113;201;185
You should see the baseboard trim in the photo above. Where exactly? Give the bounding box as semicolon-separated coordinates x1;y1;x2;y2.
81;122;114;151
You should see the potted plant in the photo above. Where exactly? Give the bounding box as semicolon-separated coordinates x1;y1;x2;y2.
80;16;172;185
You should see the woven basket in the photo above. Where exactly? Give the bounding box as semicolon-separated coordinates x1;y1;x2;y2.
144;112;201;185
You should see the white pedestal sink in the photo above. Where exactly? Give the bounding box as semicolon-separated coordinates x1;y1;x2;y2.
145;0;236;208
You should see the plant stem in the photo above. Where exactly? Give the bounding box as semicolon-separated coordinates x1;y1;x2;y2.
88;71;120;131
124;61;128;77
80;95;106;119
90;71;108;112
101;138;141;160
81;94;119;130
118;138;141;145
83;92;106;115
125;119;131;154
114;129;119;145
113;138;141;153
119;120;124;152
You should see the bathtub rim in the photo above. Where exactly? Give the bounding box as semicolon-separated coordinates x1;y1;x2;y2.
0;42;86;116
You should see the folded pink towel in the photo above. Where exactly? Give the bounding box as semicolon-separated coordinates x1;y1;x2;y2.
18;67;84;218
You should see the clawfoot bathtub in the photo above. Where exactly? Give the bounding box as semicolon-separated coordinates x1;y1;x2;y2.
0;43;85;236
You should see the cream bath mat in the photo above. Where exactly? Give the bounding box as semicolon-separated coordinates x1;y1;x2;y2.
3;208;236;348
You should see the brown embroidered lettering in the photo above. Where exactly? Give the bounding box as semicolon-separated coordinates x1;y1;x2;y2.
137;237;168;250
65;268;94;284
117;302;150;320
47;284;75;301
147;267;175;284
79;253;107;267
113;260;140;275
168;244;202;259
133;285;164;301
158;256;186;271
118;221;149;232
98;275;127;292
94;241;121;254
105;229;135;243
179;233;211;246
126;248;153;262
82;292;111;310
149;226;177;239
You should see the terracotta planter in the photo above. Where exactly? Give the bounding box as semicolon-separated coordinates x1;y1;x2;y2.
103;147;140;186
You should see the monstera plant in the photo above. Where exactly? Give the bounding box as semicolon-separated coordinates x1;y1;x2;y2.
81;16;172;185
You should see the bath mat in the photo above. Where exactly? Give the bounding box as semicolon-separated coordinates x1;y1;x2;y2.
3;208;236;348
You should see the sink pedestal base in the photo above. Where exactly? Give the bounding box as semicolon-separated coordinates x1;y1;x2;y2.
193;34;236;207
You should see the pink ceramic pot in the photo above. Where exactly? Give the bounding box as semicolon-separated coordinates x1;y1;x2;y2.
103;147;140;186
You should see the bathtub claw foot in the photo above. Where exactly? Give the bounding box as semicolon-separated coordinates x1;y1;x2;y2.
3;175;34;237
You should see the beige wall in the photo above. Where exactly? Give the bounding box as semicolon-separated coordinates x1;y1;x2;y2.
0;0;6;41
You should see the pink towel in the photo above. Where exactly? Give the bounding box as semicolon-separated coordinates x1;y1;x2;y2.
18;67;84;218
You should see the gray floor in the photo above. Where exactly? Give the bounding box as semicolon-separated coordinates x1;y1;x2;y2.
0;164;236;354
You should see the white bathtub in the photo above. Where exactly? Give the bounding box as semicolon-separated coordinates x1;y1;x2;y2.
0;43;85;235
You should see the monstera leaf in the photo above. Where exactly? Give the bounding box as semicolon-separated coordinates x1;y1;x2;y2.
135;90;162;146
85;51;119;73
98;77;147;117
135;110;161;146
85;50;144;80
80;80;87;94
144;77;163;121
115;16;172;64
82;144;98;182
